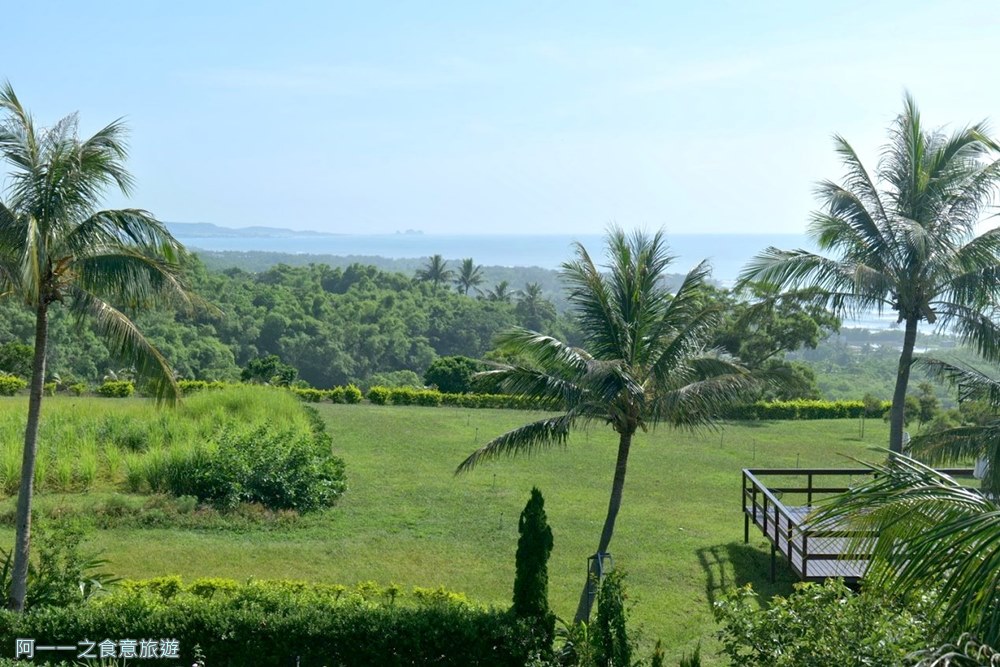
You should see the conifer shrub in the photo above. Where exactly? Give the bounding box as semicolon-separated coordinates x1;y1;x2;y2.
512;487;555;660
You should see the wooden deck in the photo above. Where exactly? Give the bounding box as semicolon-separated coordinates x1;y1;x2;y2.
742;467;973;583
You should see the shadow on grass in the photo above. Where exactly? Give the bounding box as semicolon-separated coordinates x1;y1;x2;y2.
696;542;797;609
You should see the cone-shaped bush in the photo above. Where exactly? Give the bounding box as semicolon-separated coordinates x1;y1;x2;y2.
512;487;553;618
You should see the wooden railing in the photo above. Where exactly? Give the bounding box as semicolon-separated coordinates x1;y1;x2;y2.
742;467;975;582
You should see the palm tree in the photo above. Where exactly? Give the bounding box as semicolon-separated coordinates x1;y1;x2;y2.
483;280;513;303
457;229;752;623
739;94;1000;453
454;257;483;296
515;282;556;332
0;84;190;611
812;454;1000;646
415;254;453;292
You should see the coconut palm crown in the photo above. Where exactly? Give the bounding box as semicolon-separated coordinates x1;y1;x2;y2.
0;83;191;610
739;94;1000;453
457;228;753;622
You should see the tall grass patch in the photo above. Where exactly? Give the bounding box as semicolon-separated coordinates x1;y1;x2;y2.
0;387;340;506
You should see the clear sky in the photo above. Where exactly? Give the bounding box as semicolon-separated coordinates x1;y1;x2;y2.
2;1;999;235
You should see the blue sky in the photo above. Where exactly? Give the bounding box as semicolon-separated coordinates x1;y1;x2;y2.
2;1;999;235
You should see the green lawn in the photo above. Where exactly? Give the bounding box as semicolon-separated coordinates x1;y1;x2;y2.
0;400;890;665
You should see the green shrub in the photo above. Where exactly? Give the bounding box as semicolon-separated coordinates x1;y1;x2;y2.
713;579;932;667
0;579;545;666
342;383;363;404
0;521;118;611
154;424;346;512
291;387;325;402
414;389;443;407
367;385;390;405
96;380;134;398
424;355;487;394
42;381;56;397
0;375;27;396
68;382;87;396
389;387;415;405
592;570;633;667
328;386;346;403
176;379;226;395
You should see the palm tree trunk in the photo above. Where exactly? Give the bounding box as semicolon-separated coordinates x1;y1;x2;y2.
889;316;918;454
8;304;49;612
573;429;632;623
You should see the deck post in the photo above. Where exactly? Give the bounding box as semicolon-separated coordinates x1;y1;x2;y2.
743;512;749;543
807;473;813;506
802;531;809;578
770;543;776;583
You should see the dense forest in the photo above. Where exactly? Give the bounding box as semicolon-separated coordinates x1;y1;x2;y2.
0;250;965;402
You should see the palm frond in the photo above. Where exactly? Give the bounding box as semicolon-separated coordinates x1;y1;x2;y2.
828;134;890;227
60;209;184;262
456;413;577;473
561;243;625;359
71;249;190;311
811;454;1000;645
69;288;179;404
932;301;1000;363
916;357;1000;405
650;364;753;429
738;248;891;317
910;423;1000;466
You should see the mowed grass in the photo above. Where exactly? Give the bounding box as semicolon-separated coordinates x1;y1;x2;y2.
0;398;889;665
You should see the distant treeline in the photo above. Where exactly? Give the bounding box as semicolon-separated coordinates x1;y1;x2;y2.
0;258;578;389
194;249;691;313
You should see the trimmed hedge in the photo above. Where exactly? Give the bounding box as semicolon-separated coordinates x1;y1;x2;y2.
0;375;27;396
724;399;891;421
96;380;134;398
0;578;544;666
177;379;227;395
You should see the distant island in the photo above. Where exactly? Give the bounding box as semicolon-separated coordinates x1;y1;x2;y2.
166;222;341;239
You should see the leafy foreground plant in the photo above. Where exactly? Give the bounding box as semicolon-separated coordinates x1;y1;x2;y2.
908;635;1000;666
0;521;117;611
811;454;1000;647
713;579;932;667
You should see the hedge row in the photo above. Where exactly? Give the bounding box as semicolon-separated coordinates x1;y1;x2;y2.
290;384;363;403
723;399;891;421
0;578;543;666
366;386;553;410
0;376;896;422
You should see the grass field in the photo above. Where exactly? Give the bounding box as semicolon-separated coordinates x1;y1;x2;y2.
0;397;891;665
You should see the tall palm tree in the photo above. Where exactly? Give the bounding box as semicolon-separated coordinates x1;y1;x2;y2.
812;454;1000;646
739;94;1000;453
457;229;752;623
454;257;483;296
0;84;190;611
415;254;453;292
